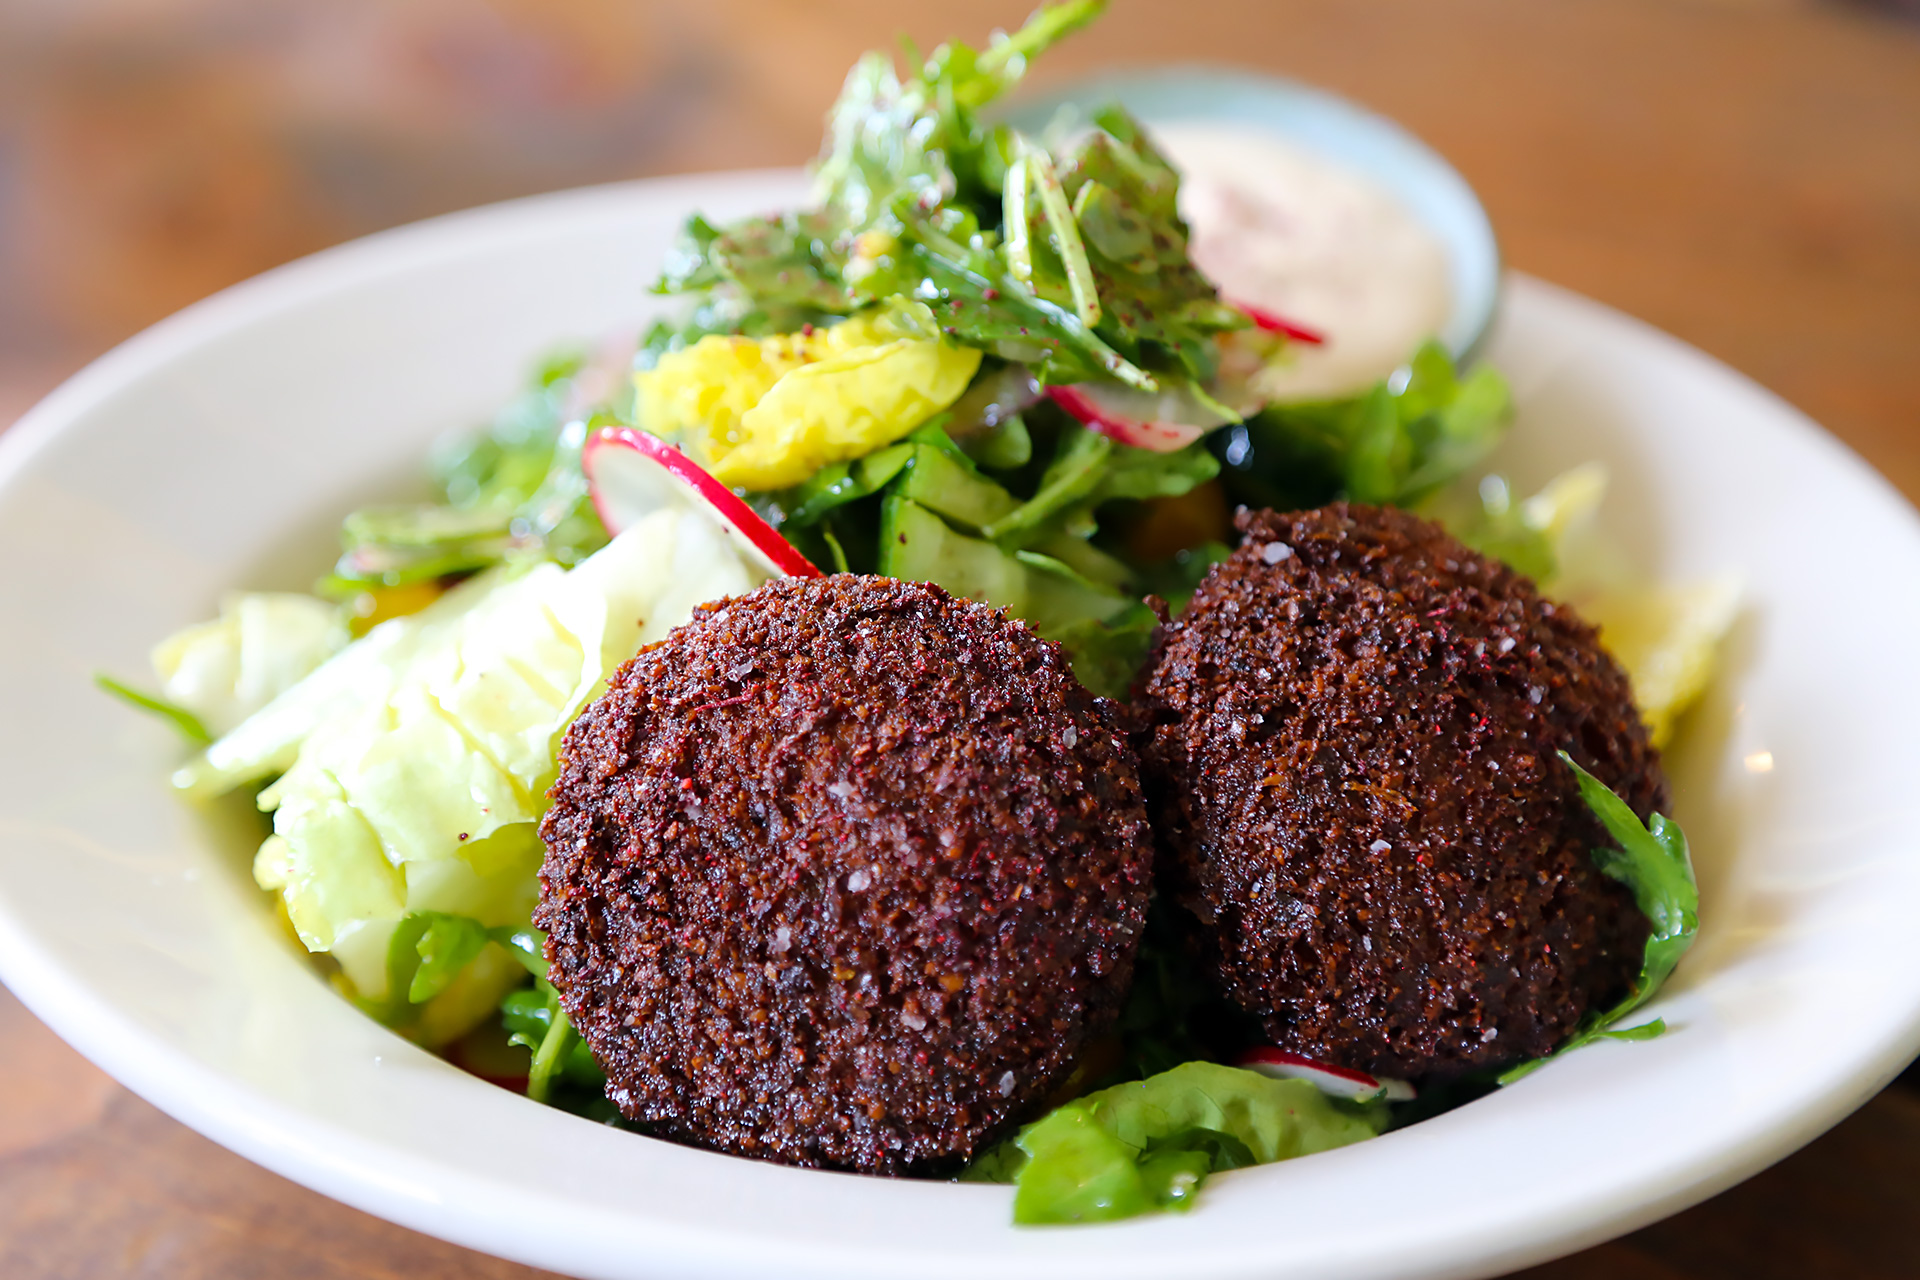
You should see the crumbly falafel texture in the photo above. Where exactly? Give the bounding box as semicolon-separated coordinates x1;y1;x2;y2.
1134;504;1667;1080
537;575;1154;1174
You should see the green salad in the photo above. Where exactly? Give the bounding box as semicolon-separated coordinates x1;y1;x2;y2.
102;1;1734;1226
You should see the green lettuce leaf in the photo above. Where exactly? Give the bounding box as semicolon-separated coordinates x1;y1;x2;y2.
1438;465;1608;587
137;592;349;739
179;514;765;1044
1218;342;1512;511
324;356;618;595
350;910;535;1047
968;1061;1386;1224
1500;753;1699;1084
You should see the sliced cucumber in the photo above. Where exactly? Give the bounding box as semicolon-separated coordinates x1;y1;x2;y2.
879;497;1154;697
1028;530;1135;590
778;441;914;528
879;497;1032;611
893;445;1020;532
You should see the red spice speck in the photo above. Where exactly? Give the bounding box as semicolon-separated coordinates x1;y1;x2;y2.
689;693;756;716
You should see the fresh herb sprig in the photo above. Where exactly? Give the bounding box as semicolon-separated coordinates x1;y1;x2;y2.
94;674;212;746
651;1;1243;392
1500;753;1700;1084
362;915;602;1105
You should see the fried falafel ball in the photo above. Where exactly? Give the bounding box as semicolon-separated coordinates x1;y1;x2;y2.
536;574;1153;1175
1134;503;1667;1081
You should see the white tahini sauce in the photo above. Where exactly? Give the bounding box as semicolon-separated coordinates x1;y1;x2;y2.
1150;121;1452;401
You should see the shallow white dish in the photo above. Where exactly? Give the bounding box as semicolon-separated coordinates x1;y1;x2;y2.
3;171;1920;1280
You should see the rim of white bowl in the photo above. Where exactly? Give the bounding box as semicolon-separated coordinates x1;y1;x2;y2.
0;174;1917;1280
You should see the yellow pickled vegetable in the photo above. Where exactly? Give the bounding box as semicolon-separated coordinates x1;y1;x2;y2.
634;301;982;490
1585;577;1741;749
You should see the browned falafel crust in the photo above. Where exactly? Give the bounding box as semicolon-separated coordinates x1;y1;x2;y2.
1134;504;1667;1080
536;574;1154;1175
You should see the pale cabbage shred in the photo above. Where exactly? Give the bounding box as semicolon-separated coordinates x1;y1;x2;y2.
172;510;765;1039
152;592;348;737
1496;464;1740;748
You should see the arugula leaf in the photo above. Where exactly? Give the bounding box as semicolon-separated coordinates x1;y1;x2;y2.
648;4;1240;397
693;211;852;311
94;674;213;746
638;291;828;368
325;358;617;595
526;999;578;1103
1022;139;1101;328
982;422;1112;538
768;412;1211;696
1499;752;1699;1084
983;424;1219;542
967;1061;1386;1223
625;6;1249;701
484;924;606;1101
814;0;1103;223
1391;348;1514;500
766;442;917;529
859;224;1154;388
882;112;1242;388
652;214;728;294
1052;109;1245;383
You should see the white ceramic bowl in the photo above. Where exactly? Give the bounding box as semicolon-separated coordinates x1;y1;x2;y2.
3;172;1920;1280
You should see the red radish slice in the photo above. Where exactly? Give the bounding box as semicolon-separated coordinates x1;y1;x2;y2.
581;427;820;580
1235;1047;1416;1102
1229;300;1327;346
1046;381;1234;453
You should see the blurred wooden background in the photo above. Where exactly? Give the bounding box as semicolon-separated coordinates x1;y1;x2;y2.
2;1;1918;1276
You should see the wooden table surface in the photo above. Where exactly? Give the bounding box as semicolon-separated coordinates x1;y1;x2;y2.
2;1;1918;1275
